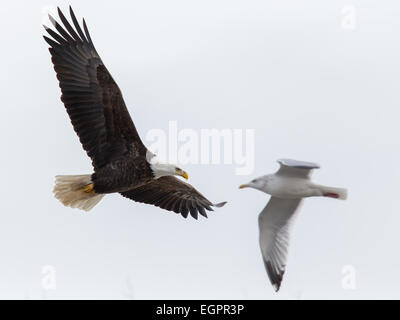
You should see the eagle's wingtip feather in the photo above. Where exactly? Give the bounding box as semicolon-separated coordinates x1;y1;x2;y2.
214;201;227;208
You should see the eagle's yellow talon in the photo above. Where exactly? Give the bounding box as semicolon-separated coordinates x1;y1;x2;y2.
83;183;94;194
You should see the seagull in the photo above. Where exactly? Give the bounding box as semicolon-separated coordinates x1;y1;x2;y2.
239;159;347;291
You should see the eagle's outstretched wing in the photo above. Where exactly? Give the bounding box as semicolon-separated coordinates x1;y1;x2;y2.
120;176;227;219
44;6;147;169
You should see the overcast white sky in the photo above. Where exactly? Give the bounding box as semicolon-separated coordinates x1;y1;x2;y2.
0;0;399;299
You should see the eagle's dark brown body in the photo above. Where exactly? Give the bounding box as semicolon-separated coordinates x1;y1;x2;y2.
92;157;154;194
45;7;226;218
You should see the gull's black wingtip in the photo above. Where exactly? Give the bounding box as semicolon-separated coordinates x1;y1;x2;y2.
265;260;284;292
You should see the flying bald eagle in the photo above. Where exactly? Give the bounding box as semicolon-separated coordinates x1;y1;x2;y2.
44;7;226;219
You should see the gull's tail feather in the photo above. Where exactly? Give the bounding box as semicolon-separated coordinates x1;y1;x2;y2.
320;186;347;200
53;174;104;211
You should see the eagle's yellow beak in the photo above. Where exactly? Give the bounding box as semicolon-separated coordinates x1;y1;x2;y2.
176;169;189;180
239;184;248;189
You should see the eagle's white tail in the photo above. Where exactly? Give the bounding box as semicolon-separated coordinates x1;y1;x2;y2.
53;175;104;211
320;185;348;200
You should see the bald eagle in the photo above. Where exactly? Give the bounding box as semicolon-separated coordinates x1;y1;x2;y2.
44;7;226;219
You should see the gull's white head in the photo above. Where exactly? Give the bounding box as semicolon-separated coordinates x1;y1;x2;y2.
239;176;269;191
149;155;188;180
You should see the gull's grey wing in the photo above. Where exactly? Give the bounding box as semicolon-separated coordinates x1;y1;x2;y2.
258;196;302;291
276;158;320;179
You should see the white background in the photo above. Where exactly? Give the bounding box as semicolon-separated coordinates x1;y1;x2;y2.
0;0;399;299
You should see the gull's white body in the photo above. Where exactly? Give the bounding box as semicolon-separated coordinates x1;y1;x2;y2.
240;159;347;291
260;175;321;199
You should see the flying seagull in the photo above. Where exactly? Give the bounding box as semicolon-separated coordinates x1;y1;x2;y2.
239;159;347;291
43;7;226;218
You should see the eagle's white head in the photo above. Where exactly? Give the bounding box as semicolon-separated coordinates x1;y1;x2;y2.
149;155;189;180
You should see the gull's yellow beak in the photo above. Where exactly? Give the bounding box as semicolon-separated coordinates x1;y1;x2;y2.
176;168;189;180
239;184;249;189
